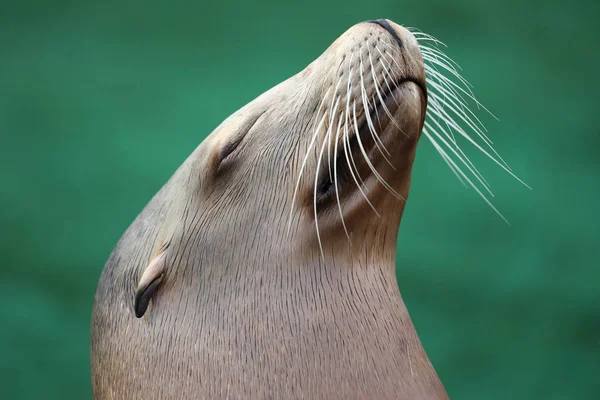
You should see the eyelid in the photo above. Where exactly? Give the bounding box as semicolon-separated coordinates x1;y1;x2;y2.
217;110;267;166
219;134;245;164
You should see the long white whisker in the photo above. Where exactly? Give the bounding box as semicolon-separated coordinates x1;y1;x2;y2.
288;87;330;233
375;47;412;115
359;53;396;168
421;50;463;84
428;83;496;153
409;30;530;219
382;40;521;194
343;97;379;215
313;118;330;259
343;55;379;215
370;46;410;138
428;75;472;117
427;96;494;159
382;49;404;74
365;49;393;156
423;126;468;186
376;48;399;98
326;77;344;180
406;28;448;47
427;79;509;176
424;129;509;224
377;53;492;190
427;93;529;188
422;54;476;91
333;110;350;242
414;37;448;47
380;40;464;92
425;65;498;120
427;99;494;188
421;46;463;71
425;119;494;196
352;101;405;201
427;77;487;133
429;105;492;189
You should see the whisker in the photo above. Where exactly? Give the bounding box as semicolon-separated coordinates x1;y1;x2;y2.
427;81;496;150
424;65;498;120
359;53;396;168
375;47;414;136
352;101;405;201
325;96;342;180
406;28;448;48
421;46;463;71
423;126;468;186
343;54;379;215
431;108;492;189
288;88;330;233
427;93;529;188
378;52;491;191
370;46;410;138
379;32;530;219
314;112;332;259
426;76;486;131
326;75;344;181
333;110;351;242
426;78;510;175
423;128;509;224
425;119;494;196
294;27;529;236
421;53;476;92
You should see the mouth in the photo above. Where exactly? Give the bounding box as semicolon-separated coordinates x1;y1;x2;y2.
314;77;426;205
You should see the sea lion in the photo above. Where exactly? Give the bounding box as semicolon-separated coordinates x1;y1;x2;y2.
91;19;463;399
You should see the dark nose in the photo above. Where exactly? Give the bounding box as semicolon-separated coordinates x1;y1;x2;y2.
366;19;403;48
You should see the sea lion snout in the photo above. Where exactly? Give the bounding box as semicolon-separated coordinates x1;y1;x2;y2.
366;19;404;48
287;20;428;238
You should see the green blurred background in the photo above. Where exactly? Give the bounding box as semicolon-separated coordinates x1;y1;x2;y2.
1;0;598;399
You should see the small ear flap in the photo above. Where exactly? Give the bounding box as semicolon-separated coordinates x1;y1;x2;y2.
134;251;167;318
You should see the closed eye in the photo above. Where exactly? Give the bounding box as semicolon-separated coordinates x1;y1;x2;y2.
219;134;245;165
216;111;267;169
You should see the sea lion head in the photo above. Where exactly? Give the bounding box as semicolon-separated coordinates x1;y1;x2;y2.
93;18;518;399
132;19;426;316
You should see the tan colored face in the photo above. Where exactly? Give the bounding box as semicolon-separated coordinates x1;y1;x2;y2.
133;20;428;316
197;20;426;250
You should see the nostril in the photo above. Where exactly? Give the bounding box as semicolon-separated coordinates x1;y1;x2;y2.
366;19;403;48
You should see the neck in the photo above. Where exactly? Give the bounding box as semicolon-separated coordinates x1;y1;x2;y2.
297;256;447;398
193;250;448;398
